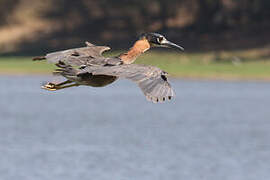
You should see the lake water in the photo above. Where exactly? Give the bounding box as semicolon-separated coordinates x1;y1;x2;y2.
0;76;270;180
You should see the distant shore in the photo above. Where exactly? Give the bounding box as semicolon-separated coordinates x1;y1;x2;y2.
1;50;270;81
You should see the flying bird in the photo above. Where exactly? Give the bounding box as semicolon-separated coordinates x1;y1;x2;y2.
33;33;184;103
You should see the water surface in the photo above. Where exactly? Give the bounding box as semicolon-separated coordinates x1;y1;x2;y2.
0;76;270;180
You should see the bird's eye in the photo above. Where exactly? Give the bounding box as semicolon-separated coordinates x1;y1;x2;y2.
157;37;163;43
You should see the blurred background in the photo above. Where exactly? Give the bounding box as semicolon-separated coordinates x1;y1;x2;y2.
1;1;270;180
0;0;270;79
1;0;270;53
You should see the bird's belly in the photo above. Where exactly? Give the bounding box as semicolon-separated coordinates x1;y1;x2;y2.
80;75;118;87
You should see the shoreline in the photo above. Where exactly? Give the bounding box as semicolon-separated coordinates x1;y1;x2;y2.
1;51;270;82
1;71;270;83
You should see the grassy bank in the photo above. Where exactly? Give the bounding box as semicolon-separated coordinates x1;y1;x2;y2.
0;50;270;80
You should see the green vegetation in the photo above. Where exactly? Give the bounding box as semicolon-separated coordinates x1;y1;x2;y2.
137;50;270;80
0;57;55;74
1;50;270;80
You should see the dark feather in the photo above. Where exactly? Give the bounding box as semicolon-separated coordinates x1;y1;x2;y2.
32;56;46;61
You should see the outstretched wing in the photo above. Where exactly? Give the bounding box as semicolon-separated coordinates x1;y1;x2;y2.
41;42;111;66
80;64;175;103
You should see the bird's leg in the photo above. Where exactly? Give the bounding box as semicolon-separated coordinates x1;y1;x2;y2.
42;80;79;91
42;80;72;90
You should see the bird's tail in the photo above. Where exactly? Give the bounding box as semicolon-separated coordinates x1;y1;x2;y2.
32;56;46;61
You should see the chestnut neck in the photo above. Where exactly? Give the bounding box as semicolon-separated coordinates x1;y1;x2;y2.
119;39;151;64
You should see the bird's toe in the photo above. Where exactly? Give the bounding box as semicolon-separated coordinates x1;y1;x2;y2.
41;82;58;91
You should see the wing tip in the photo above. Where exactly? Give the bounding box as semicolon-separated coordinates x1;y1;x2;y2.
85;41;95;47
145;94;174;103
85;41;111;50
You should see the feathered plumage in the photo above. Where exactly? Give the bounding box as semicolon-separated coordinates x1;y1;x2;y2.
33;33;183;103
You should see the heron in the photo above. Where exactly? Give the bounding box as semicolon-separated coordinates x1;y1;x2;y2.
33;33;184;103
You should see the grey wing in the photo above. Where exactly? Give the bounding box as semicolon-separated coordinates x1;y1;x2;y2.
44;42;111;66
82;64;175;103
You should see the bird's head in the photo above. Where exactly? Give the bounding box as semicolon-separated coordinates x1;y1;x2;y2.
139;32;184;51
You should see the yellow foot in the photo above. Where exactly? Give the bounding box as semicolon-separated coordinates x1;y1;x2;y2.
41;82;58;91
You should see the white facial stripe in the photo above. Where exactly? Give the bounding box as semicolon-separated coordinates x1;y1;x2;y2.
160;38;168;44
157;37;165;44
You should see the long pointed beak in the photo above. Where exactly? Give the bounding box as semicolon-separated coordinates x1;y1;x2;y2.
162;39;184;51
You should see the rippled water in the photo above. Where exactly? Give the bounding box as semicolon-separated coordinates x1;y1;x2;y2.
0;76;270;180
